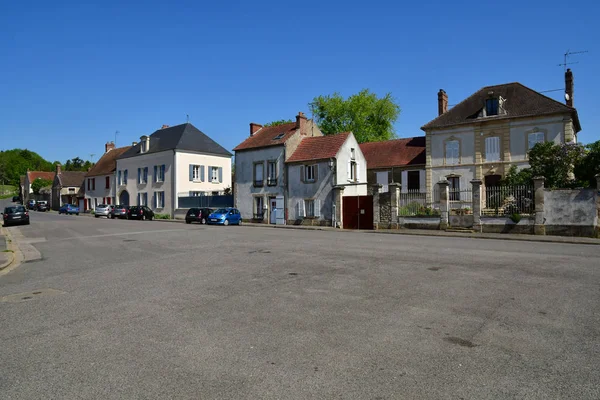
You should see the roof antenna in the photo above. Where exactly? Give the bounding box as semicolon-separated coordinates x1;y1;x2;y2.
115;130;119;147
186;114;190;123
558;49;588;71
89;153;95;162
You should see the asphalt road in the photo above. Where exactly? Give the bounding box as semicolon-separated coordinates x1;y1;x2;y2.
1;211;599;399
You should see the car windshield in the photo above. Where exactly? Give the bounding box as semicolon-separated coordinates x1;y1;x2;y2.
5;206;25;213
98;204;107;208
215;209;228;214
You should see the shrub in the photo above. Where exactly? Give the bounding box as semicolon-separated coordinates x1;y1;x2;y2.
509;213;522;224
154;213;170;220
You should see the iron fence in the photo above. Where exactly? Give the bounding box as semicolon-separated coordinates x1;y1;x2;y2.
398;190;440;217
178;194;233;209
449;187;472;211
483;185;534;216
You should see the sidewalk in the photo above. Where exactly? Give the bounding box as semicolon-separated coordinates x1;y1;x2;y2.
0;228;15;270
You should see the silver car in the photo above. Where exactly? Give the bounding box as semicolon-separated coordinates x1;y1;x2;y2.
94;204;114;218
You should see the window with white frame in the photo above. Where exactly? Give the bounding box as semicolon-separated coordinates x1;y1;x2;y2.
155;191;164;208
254;162;264;186
349;161;357;182
189;191;204;197
528;132;545;149
267;161;277;185
211;166;219;183
446;140;459;165
138;192;148;206
350;148;356;160
305;199;315;217
192;165;201;181
304;164;317;182
123;169;128;184
485;136;500;162
155;165;165;182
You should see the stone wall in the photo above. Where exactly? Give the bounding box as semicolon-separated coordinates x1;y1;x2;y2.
379;192;391;223
543;189;598;237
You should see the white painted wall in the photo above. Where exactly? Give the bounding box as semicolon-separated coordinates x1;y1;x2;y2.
335;133;367;196
84;174;115;208
175;151;232;200
509;116;565;161
429;127;476;167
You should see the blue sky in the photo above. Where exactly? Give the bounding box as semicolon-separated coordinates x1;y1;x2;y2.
1;0;598;163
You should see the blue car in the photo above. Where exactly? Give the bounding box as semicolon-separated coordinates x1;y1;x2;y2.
59;204;80;215
206;208;242;226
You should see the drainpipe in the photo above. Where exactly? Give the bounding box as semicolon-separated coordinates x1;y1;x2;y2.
283;146;288;225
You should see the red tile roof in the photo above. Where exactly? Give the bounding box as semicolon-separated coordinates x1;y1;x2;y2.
359;137;426;169
287;133;350;163
233;123;298;151
27;171;55;183
85;146;131;177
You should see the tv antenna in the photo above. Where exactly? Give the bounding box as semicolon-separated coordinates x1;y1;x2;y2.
558;49;588;71
186;114;190;123
89;153;95;162
115;130;120;147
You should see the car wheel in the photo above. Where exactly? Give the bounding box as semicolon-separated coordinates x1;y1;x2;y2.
95;215;99;218
238;219;242;226
223;219;229;226
76;213;79;216
201;218;206;224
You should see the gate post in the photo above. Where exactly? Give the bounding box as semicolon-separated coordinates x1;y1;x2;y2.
533;176;545;235
471;179;482;232
389;183;400;229
438;180;450;230
333;186;345;229
372;184;382;230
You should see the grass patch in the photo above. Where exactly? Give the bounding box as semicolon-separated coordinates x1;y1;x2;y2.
154;213;171;220
2;249;14;253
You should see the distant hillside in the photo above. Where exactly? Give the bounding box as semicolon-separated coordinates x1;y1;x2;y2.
0;149;55;186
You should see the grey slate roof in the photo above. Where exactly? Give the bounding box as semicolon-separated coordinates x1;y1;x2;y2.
421;83;581;132
118;123;232;159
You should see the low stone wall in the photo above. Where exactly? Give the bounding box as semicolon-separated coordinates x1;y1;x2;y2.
480;217;535;234
543;189;597;237
287;218;333;227
397;217;441;230
379;192;392;223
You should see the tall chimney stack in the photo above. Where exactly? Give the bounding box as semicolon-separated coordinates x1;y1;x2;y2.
105;141;115;153
56;163;62;175
249;123;263;137
438;89;448;116
565;68;574;107
296;111;307;135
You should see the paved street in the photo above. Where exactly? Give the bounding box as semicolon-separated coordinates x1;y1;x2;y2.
1;211;599;399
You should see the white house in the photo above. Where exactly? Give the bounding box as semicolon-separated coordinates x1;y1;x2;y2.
421;69;581;195
83;142;131;211
115;123;232;217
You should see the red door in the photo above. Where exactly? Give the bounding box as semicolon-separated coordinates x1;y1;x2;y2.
342;196;374;230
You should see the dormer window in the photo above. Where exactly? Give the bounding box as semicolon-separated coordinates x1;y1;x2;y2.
486;98;499;116
272;133;285;140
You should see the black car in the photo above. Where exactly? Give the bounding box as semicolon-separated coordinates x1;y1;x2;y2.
111;205;129;219
3;205;30;226
12;196;21;203
185;208;213;224
127;206;154;220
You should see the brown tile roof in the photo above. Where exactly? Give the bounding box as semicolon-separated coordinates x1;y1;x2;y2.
421;82;581;131
360;137;426;169
233;123;298;151
27;171;55;183
85;146;131;177
57;171;86;187
287;133;350;163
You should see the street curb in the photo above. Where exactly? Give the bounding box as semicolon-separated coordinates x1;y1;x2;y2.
0;227;17;272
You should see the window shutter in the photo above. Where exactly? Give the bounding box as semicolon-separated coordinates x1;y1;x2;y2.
124;170;128;184
154;165;158;182
118;171;121;186
356;162;360;182
314;199;321;217
144;167;148;182
137;193;141;206
201;166;205;182
189;165;193;181
218;167;223;183
298;200;305;218
347;160;351;181
314;165;319;182
300;166;305;183
161;165;165;181
138;168;141;184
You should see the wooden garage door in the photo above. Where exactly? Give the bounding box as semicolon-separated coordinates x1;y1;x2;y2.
343;195;373;230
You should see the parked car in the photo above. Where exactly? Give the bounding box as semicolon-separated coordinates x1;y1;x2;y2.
26;200;36;210
207;208;242;226
35;201;49;212
59;204;80;215
3;205;30;226
127;206;154;220
95;204;114;218
111;205;129;219
185;207;214;224
12;196;21;203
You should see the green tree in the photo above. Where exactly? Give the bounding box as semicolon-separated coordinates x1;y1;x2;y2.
574;140;600;188
31;178;53;194
309;89;400;143
500;165;533;186
528;142;585;188
0;149;54;186
264;119;293;127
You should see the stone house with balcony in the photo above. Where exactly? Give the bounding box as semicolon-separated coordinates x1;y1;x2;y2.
233;112;323;224
421;69;581;198
83;142;131;211
116;123;232;217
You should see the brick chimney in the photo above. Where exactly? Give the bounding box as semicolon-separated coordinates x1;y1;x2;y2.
56;163;62;175
161;124;170;129
132;141;138;146
565;68;574;107
105;141;115;153
249;123;263;136
438;89;448;116
296;111;307;135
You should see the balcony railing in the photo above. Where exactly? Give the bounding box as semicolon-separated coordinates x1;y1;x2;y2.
253;180;264;187
267;177;277;186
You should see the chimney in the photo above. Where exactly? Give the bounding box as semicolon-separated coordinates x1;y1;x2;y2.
249;123;263;136
438;89;448;116
161;124;170;129
105;141;115;153
296;111;307;135
132;141;138;146
140;135;150;153
565;68;574;107
56;163;62;175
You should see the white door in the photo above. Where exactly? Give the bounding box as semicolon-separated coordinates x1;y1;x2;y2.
270;198;277;224
275;196;285;225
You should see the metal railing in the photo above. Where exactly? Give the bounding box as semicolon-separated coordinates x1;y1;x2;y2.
483;185;534;216
449;188;472;211
398;190;440;216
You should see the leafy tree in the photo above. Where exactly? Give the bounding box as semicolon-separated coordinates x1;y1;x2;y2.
31;178;53;194
528;142;585;188
0;149;54;186
309;89;400;143
500;165;533;186
264;119;293;127
574;140;600;188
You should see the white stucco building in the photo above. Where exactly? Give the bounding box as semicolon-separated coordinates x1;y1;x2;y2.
115;123;232;217
83;142;131;211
